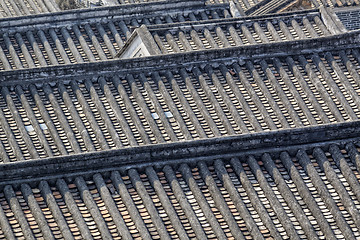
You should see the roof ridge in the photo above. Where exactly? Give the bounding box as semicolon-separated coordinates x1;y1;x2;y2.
1;119;359;187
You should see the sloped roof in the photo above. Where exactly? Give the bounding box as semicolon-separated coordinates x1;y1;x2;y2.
134;7;343;54
0;121;360;239
0;30;359;161
1;0;360;239
0;0;60;17
335;5;360;30
0;0;230;71
209;0;360;17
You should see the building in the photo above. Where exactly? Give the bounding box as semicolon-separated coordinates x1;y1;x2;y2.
0;0;360;239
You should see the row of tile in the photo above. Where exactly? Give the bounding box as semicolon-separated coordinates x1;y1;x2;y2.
0;4;232;70
0;0;60;17
0;7;342;70
145;10;336;54
0;47;360;161
0;143;359;239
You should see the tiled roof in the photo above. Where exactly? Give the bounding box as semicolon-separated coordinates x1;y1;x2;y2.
208;0;360;17
335;6;360;30
0;30;359;161
1;0;360;239
0;1;230;71
0;0;60;17
0;123;359;239
141;8;340;54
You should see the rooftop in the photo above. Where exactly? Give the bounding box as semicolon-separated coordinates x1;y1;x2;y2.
1;0;360;239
